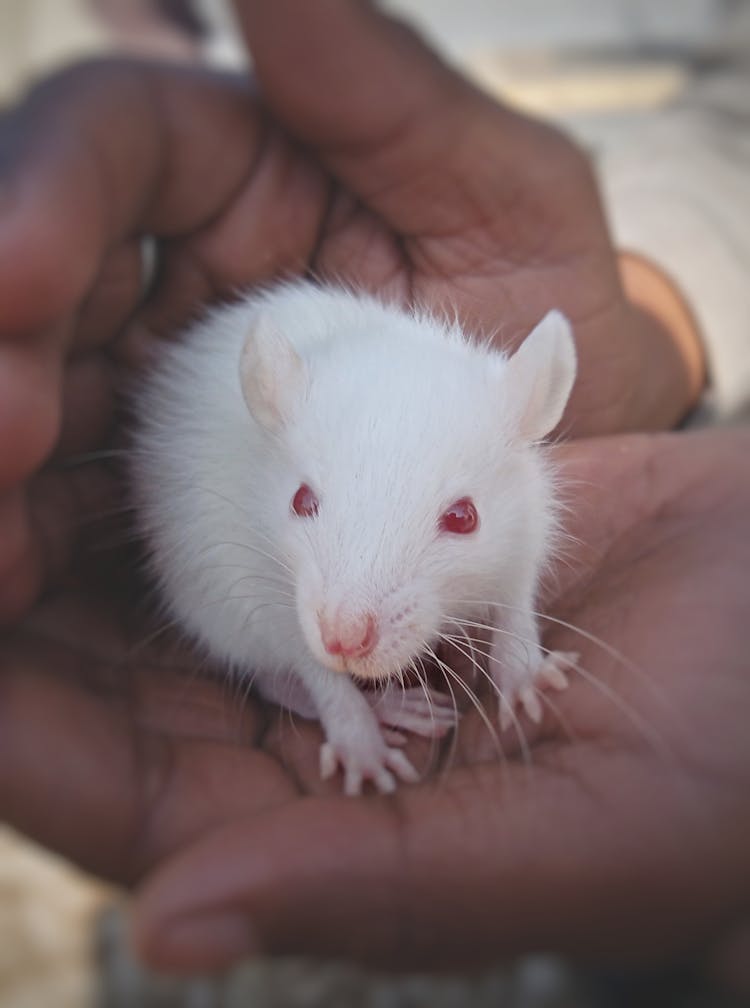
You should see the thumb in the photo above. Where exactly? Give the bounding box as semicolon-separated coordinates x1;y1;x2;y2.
233;0;540;234
130;758;652;973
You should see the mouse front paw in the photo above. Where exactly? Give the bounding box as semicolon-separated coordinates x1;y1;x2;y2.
499;650;578;729
319;729;420;796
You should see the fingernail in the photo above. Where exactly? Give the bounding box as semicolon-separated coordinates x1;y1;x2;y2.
155;912;260;969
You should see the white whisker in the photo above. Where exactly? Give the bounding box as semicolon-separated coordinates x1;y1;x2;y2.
449;614;672;760
424;644;504;766
440;629;532;773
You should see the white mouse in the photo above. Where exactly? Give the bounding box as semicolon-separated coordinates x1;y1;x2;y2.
131;280;577;794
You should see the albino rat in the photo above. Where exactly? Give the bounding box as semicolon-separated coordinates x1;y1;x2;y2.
131;281;577;794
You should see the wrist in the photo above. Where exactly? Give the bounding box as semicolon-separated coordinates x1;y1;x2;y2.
618;251;707;426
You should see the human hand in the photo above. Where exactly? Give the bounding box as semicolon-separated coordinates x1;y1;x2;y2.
0;0;730;975
2;429;747;973
232;0;705;436
0;1;706;627
121;427;748;971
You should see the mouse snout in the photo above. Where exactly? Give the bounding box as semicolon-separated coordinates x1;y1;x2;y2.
319;610;379;660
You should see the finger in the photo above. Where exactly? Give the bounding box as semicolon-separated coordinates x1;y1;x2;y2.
0;61;261;334
235;0;542;234
0;461;117;623
0;658;144;877
0;487;42;623
74;239;146;352
123;123;328;353
0;324;68;487
55;352;117;459
132;749;721;973
0;623;292;882
0;62;261;483
235;0;465;231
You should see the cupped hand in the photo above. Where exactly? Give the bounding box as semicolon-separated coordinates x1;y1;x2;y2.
1;429;748;974
0;1;702;621
234;0;704;437
0;0;731;976
0;53;331;623
128;427;750;971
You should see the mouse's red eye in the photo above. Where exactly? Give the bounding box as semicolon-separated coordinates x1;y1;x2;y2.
292;483;319;518
439;497;478;535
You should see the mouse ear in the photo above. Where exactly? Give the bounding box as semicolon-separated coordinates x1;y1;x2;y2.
239;312;306;431
504;310;577;442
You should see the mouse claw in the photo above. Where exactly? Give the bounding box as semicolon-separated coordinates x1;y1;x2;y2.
370;768;397;795
538;651;578;691
498;699;515;732
385;749;420;786
540;666;569;691
519;686;543;723
319;742;338;781
344;767;366;797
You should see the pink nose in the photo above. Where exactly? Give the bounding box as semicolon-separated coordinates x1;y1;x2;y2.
320;612;378;659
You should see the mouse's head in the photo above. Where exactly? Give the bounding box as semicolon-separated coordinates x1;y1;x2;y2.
239;295;575;683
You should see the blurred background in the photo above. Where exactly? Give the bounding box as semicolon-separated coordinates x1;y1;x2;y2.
0;1;748;1006
3;1;750;132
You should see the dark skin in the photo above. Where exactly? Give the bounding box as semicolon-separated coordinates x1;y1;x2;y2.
0;0;743;976
3;430;749;973
0;2;701;621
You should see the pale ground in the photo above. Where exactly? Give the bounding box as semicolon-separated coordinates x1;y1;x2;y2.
0;827;113;1008
0;2;745;1006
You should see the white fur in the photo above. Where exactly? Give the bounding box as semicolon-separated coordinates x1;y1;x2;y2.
131;281;576;793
